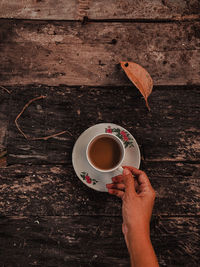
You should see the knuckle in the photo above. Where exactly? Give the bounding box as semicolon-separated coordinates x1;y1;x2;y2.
116;190;120;197
113;189;118;195
115;190;121;197
141;171;149;180
140;170;147;178
117;184;124;190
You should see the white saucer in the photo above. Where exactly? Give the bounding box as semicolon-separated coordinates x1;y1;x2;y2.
72;123;140;192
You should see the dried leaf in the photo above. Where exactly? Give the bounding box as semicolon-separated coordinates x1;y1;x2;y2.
120;62;153;110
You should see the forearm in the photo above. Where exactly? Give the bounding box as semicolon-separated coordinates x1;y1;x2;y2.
127;227;159;267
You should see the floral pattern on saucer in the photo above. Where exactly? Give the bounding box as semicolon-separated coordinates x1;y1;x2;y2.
105;126;134;148
80;172;98;185
72;123;140;192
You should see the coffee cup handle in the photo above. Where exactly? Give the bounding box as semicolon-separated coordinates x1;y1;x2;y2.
115;166;123;175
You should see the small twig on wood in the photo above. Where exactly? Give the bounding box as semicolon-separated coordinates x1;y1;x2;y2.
0;85;11;94
15;95;73;140
15;95;46;140
31;130;73;141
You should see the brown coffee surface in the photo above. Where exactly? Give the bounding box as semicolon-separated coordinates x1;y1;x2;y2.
88;137;122;170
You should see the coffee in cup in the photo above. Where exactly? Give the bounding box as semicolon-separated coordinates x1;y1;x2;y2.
86;133;124;173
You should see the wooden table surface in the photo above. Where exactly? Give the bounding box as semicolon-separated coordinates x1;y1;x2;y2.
0;1;200;266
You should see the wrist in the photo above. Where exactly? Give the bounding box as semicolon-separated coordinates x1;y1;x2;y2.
127;227;150;246
126;221;150;239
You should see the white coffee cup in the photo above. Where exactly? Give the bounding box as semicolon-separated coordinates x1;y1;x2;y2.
86;133;125;173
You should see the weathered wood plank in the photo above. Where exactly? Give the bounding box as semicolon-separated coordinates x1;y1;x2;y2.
0;20;200;86
7;86;200;164
0;0;199;20
0;163;199;216
0;87;10;167
0;216;199;267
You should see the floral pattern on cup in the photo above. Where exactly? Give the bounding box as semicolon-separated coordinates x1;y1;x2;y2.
80;172;98;185
105;126;134;148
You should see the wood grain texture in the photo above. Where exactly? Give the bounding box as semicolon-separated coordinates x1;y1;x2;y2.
0;3;199;267
0;87;9;162
0;0;199;20
7;85;200;164
0;216;199;267
0;163;199;216
0;20;200;86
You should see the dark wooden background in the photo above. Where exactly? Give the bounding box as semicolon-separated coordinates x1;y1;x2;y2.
0;1;200;266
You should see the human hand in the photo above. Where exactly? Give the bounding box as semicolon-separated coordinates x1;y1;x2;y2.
106;166;158;267
106;166;156;239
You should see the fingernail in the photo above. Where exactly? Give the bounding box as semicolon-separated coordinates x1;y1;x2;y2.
123;168;130;175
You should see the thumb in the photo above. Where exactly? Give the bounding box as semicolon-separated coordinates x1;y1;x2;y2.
123;168;136;194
